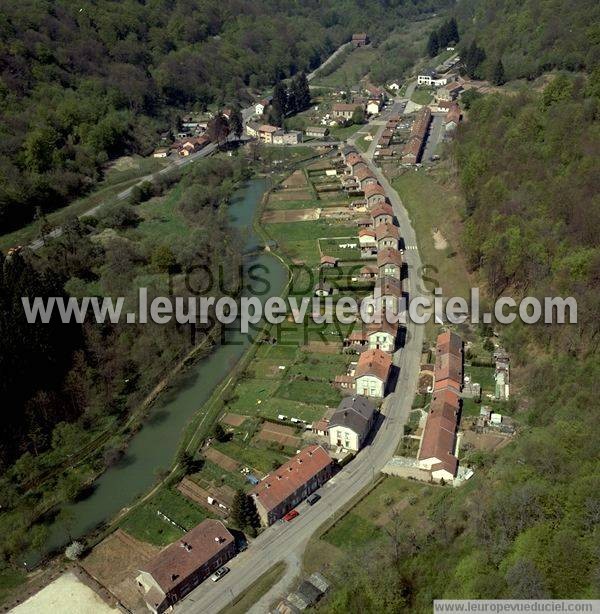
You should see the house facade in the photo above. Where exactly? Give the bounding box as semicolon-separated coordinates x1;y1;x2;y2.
354;348;392;398
377;248;402;279
364;183;386;207
136;520;236;613
251;445;334;525
328;396;376;451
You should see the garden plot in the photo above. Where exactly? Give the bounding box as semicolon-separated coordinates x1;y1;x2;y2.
318;237;361;261
204;447;240;472
268;188;313;202
221;413;248;427
281;169;309;188
257;422;301;448
262;208;321;223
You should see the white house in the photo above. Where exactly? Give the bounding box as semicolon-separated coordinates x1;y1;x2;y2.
328;396;376;452
354;348;392;399
255;97;272;116
387;82;401;91
367;99;381;115
367;320;398;353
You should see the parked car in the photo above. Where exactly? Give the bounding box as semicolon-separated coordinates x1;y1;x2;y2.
283;509;299;522
307;493;321;506
210;566;230;582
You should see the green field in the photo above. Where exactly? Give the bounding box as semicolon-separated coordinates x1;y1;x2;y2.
121;486;210;546
411;87;434;105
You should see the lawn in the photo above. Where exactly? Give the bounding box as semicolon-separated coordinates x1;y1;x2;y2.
193;459;251;493
355;125;378;152
121;486;210;546
329;123;363;141
312;45;377;88
217;561;286;614
213;438;290;474
465;365;496;393
390;169;472;344
323;512;382;550
0;565;26;607
411;88;434;105
275;379;342;406
318;237;361;261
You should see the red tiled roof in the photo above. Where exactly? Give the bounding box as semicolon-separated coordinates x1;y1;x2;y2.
367;319;398;338
251;445;333;512
259;124;279;133
346;153;364;166
354;165;375;181
320;255;338;265
358;228;376;238
360;264;378;275
371;203;394;219
354;348;392;381
374;275;402;297
377;247;402;268
140;520;234;594
434;331;463;392
364;183;385;198
333;103;362;113
375;222;399;241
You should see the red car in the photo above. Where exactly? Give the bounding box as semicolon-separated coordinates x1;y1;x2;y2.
283;509;299;522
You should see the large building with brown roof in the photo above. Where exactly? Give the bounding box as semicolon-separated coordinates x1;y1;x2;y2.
354;348;392;398
251;445;334;525
136;519;236;613
377;247;402;279
375;222;399;250
364;182;386;207
434;330;463;393
371;202;394;226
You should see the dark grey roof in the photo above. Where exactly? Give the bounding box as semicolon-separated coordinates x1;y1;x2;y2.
342;145;358;155
328;396;376;436
296;580;322;604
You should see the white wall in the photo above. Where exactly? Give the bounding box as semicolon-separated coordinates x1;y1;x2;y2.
329;425;360;451
356;374;385;398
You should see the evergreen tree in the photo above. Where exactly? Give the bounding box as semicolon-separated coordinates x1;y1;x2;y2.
271;81;288;126
297;72;311;110
242;493;261;528
212;422;227;442
287;77;302;115
426;30;439;58
438;21;451;48
448;17;459;44
492;59;506;85
229;105;244;139
230;489;246;527
351;106;366;124
464;41;486;79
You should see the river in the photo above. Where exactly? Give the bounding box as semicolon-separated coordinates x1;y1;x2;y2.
27;177;288;565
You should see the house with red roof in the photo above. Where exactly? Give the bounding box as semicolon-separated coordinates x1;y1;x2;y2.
136;519;236;613
364;183;386;207
250;445;334;525
354;348;392;398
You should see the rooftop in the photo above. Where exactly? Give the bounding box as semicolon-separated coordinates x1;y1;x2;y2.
251;445;333;513
354;348;392;381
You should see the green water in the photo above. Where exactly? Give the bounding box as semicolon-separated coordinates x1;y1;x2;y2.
28;178;287;564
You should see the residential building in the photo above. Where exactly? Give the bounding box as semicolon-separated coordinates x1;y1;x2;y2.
136;520;236;613
251;445;334;525
354;165;377;190
371;203;394;226
332;103;362;121
345;152;365;173
258;124;280;144
359;264;378;279
437;81;463;101
152;148;169;158
377;248;402;279
340;144;358;162
367;319;398;353
367;99;381;115
364;183;386;207
417;69;437;86
352;32;369;47
273;130;303;145
255;96;272;116
329;396;377;451
320;255;338;268
373;275;402;314
245;121;260;137
375;222;399;250
418;387;460;482
306;126;329;139
354;348;392;398
358;228;377;255
444;103;461;131
387;81;401;91
434;330;463;393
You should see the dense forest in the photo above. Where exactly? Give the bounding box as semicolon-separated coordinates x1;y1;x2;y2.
0;0;448;234
455;0;600;81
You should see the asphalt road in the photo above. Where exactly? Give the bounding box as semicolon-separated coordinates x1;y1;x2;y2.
176;102;425;614
421;113;445;162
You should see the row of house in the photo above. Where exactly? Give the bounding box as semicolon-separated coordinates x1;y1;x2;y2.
246;122;303;145
416;331;464;482
153;134;212;158
402;106;431;164
329;145;404;400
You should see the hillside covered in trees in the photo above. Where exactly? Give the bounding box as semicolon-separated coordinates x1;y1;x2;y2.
455;0;600;81
0;0;449;234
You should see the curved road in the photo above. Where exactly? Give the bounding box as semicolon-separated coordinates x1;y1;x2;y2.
176;101;425;614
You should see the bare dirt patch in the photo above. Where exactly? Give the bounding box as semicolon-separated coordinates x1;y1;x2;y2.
257;423;300;448
461;430;510;452
204;447;240;472
106;156;139;172
262;208;320;223
221;413;248;427
282;170;308;188
432;228;448;250
269;189;313;201
80;530;158;612
304;341;343;354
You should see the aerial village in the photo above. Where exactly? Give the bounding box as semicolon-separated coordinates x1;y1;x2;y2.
24;33;514;614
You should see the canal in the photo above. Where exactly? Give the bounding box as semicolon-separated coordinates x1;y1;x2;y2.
28;177;288;564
